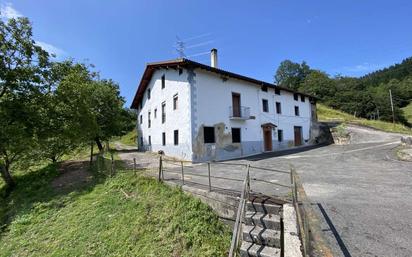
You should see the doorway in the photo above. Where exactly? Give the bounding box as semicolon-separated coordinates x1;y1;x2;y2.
294;126;302;146
263;126;272;151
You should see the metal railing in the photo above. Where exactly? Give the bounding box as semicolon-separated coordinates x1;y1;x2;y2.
153;155;334;256
229;106;251;120
228;164;250;257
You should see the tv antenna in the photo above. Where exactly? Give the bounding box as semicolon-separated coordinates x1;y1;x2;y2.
175;36;186;58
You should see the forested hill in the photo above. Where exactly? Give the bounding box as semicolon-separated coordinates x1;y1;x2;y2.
360;57;412;87
275;57;412;126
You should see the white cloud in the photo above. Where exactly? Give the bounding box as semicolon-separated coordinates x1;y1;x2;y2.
0;2;23;19
36;41;67;58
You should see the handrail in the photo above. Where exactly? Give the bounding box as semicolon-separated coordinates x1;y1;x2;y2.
228;164;250;257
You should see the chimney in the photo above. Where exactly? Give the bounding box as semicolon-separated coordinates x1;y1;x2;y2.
211;48;218;68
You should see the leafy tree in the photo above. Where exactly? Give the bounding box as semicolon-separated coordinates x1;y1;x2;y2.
274;60;311;90
0;17;50;191
300;70;335;98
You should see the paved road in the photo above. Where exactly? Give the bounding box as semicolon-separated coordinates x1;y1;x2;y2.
116;125;412;257
247;125;412;257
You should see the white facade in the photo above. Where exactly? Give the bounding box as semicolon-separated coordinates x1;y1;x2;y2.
135;62;316;162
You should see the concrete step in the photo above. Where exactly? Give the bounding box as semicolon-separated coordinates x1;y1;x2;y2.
243;225;281;248
246;201;281;214
245;211;281;230
240;241;281;257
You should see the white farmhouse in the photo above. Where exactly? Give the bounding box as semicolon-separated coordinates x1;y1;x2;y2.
131;49;318;162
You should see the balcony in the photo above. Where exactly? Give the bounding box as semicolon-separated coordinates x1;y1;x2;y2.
229;106;252;120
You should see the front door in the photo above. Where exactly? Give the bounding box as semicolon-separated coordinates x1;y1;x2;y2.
232;93;241;117
263;127;272;151
294;126;302;146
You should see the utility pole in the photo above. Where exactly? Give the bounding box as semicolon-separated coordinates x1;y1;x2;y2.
389;89;395;124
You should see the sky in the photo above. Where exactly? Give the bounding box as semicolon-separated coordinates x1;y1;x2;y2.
1;0;412;106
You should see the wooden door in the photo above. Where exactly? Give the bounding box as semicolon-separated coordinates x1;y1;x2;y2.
232;93;240;117
294;126;302;146
263;127;272;151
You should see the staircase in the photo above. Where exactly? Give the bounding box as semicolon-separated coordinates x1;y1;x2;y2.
240;197;283;257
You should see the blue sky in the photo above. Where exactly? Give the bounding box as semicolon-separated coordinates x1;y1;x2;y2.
1;0;412;106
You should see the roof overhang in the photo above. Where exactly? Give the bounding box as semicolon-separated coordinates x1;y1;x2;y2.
130;58;318;109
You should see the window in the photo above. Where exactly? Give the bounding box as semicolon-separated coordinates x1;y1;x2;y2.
173;94;178;110
261;85;268;92
140;114;143;124
161;74;165;89
154;108;157;118
232;128;241;143
275;88;281;95
174;130;179;145
147;88;151;99
276;102;282;114
294;93;299;101
262;99;269;112
140;137;143;147
278;130;283;142
161;102;166;123
295;106;300;116
162;132;166;146
148;136;151;145
301;95;305;102
204;127;215;143
148;111;151;128
139;101;142;109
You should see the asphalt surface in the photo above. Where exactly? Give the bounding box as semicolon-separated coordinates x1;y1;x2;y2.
117;125;412;257
248;125;412;257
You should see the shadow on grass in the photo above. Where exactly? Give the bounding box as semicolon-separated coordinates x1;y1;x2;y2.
0;160;110;239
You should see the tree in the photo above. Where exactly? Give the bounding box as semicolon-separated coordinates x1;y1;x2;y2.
300;70;335;98
0;17;50;191
274;60;311;90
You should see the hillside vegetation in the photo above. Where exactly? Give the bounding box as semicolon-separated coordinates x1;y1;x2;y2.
401;102;412;124
318;103;412;135
0;162;230;256
276;57;412;125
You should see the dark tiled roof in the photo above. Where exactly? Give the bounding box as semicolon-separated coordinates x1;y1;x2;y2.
130;58;316;109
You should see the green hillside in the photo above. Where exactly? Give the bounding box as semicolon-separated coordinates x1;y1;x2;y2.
318;103;412;135
402;102;412;124
0;163;230;256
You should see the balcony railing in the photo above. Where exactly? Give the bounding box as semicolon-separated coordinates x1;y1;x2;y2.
229;106;251;120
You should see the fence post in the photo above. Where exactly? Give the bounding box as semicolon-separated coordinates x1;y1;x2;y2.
111;153;114;177
158;155;162;181
208;162;211;192
181;161;185;185
89;142;94;166
133;158;137;175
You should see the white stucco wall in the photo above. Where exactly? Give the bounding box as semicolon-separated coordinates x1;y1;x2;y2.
136;68;192;160
192;69;312;161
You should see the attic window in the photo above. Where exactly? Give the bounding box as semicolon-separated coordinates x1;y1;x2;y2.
294;93;299;101
147;88;151;99
275;88;281;95
161;74;165;89
301;95;305;102
261;86;268;92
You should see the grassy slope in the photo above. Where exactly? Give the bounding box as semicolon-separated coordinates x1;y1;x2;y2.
118;129;137;147
401;102;412;124
0;165;230;256
317;103;412;135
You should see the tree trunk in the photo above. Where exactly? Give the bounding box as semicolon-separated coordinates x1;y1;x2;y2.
51;156;57;163
0;162;16;192
95;137;103;152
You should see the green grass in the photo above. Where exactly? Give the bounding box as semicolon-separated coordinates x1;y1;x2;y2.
318;103;412;135
401;102;412;124
0;164;230;256
118;129;137;147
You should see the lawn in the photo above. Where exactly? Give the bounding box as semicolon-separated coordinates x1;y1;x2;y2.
118;129;138;147
317;103;412;135
401;102;412;125
0;161;230;256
